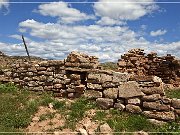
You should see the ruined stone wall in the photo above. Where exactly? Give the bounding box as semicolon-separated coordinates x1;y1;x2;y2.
118;49;180;85
0;51;180;123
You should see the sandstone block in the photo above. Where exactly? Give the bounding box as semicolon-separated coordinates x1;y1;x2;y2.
142;94;161;101
99;123;113;135
84;90;102;99
172;99;180;109
87;73;101;82
143;111;175;121
70;74;81;80
114;103;125;111
96;98;114;109
75;85;85;93
101;74;113;83
118;81;144;98
141;87;165;95
87;83;103;90
112;72;129;82
54;84;62;89
102;82;119;88
126;104;142;114
103;88;118;99
148;119;167;126
143;101;170;111
174;109;180;115
127;98;141;105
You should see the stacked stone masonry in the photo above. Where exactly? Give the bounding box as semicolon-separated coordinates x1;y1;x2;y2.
118;49;180;85
0;51;180;122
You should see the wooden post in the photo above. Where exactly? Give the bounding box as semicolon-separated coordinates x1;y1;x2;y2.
22;35;31;61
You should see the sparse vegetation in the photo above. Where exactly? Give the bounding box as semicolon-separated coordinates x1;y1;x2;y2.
65;98;97;129
100;62;118;71
0;83;179;134
165;88;180;99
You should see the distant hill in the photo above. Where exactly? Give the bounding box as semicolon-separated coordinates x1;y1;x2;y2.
100;62;118;71
0;51;44;69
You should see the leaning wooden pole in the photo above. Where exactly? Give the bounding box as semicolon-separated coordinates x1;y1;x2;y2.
22;35;31;61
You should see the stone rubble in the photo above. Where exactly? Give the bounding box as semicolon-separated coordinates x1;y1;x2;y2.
0;50;180;122
118;48;180;85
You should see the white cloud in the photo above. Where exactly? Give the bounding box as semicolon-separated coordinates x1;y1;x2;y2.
10;19;178;62
0;0;8;9
36;1;95;24
94;0;158;25
0;0;9;14
96;17;126;26
150;29;167;36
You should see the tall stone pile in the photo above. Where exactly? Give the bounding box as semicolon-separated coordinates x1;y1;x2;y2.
65;51;99;69
118;49;180;85
118;49;147;76
64;51;100;98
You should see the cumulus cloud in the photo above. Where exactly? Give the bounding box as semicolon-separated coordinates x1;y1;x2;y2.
96;17;126;26
150;29;167;36
6;19;175;62
36;1;95;24
94;0;158;25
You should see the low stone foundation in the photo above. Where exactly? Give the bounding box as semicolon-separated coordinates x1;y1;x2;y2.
0;51;180;123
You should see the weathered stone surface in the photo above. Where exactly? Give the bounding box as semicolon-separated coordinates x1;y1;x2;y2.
148;119;167;126
96;98;114;109
114;103;125;111
174;109;180;115
126;104;142;113
32;86;44;91
102;82;119;88
87;73;101;82
78;128;88;135
143;111;175;121
87;83;103;90
54;84;62;89
39;75;47;81
70;74;81;80
161;97;172;104
142;94;161;101
143;101;170;111
68;93;75;98
112;72;129;82
84;90;102;99
101;74;113;83
118;81;144;98
117;99;125;104
172;99;180;109
141;87;165;95
75;85;85;93
27;81;38;87
99;123;113;135
127;98;141;105
103;88;118;99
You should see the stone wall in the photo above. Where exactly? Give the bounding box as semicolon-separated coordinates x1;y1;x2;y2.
0;51;180;123
118;49;180;85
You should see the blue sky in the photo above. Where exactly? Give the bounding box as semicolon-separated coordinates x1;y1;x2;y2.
0;0;180;62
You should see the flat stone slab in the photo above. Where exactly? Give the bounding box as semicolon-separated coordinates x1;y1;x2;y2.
141;87;164;95
172;99;180;109
118;81;144;98
96;98;114;109
143;111;175;121
143;101;170;111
